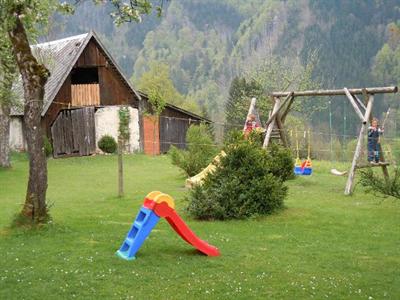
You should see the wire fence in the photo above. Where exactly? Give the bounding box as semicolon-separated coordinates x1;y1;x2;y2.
11;101;400;164
150;115;400;165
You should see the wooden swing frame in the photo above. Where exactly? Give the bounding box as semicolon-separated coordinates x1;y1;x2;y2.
247;86;398;195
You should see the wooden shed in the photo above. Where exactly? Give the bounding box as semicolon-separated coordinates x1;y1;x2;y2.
139;92;209;155
10;31;208;157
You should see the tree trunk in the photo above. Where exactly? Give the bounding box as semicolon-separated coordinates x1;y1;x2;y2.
8;16;50;222
138;98;145;152
153;117;157;156
0;103;11;168
118;138;124;197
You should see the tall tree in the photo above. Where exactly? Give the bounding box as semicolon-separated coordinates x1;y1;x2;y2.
136;61;201;114
1;1;54;223
0;0;164;224
136;61;184;106
224;77;266;133
117;106;131;197
225;55;320;135
0;28;16;168
372;22;400;135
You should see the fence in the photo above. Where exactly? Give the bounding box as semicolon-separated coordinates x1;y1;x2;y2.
149;115;400;165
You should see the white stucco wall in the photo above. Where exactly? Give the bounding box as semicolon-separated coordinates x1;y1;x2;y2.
9;117;26;151
95;106;140;153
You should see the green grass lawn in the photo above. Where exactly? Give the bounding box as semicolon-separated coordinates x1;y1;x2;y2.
0;154;399;299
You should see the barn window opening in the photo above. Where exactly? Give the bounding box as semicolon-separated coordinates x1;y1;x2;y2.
71;67;99;84
71;67;100;106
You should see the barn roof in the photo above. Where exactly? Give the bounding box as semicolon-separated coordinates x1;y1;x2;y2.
137;91;210;122
11;31;141;116
164;102;210;122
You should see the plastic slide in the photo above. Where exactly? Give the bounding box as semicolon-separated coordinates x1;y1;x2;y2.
116;191;220;260
185;151;226;188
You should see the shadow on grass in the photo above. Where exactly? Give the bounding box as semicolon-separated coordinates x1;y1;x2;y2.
1;213;73;238
137;246;210;260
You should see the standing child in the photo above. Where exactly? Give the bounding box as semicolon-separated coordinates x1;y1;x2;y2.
367;118;384;163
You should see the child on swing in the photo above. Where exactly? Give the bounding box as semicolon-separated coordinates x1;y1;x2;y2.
244;114;259;137
367;118;384;164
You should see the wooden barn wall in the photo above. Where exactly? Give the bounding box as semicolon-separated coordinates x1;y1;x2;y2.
74;39;138;108
42;75;72;137
74;40;106;67
159;107;202;153
71;84;100;106
98;66;136;106
51;107;96;158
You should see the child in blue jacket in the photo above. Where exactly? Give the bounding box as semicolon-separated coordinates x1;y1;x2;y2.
367;118;384;163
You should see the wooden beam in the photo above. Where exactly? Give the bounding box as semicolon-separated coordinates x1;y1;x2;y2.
275;116;288;147
271;86;397;97
353;95;366;111
363;92;374;124
264;92;293;127
345;94;374;195
344;87;365;123
362;88;368;104
379;146;390;182
281;96;295;123
362;88;373;124
355;162;390;169
263;97;281;149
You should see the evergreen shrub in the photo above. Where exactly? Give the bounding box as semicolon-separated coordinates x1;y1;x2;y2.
360;167;400;199
187;130;293;220
98;135;117;154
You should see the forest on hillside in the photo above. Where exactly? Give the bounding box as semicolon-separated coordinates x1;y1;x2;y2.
48;0;400;138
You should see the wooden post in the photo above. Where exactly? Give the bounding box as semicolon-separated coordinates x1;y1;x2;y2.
281;96;295;123
378;108;390;183
345;94;374;195
354;95;367;111
344;87;365;122
138;98;145;152
263;97;281;149
379;148;390;182
264;92;293;128
275;116;288;147
362;88;373;124
118;138;124;197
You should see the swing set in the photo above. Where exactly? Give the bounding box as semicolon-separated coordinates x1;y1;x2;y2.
244;86;398;195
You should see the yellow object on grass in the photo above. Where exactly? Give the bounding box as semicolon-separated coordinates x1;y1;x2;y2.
185;151;227;188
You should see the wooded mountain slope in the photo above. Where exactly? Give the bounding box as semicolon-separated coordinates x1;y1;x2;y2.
50;0;400;127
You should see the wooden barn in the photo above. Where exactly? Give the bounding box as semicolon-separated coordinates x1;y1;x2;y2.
9;31;207;157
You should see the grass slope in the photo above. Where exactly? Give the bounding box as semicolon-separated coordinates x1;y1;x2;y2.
0;154;399;299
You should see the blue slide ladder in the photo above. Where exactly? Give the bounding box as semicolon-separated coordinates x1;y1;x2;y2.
115;207;160;260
